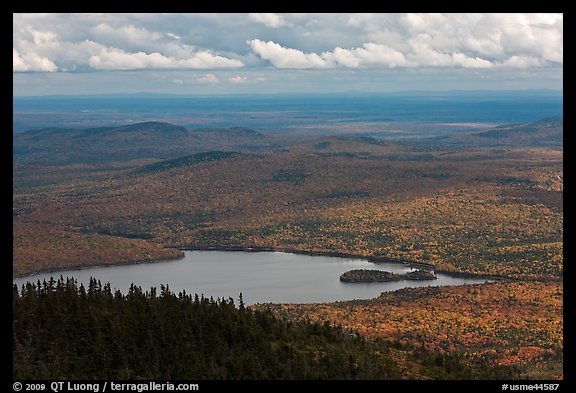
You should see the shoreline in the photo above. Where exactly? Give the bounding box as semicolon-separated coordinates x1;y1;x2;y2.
14;244;554;283
178;245;511;282
12;251;186;280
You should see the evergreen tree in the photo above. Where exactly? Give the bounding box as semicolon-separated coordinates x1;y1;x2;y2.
13;277;521;380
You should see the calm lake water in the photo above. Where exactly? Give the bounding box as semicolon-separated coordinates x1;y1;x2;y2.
13;250;491;305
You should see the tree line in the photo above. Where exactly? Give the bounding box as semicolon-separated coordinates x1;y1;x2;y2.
13;277;524;380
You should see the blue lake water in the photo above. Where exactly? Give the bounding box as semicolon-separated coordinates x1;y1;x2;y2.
13;250;492;305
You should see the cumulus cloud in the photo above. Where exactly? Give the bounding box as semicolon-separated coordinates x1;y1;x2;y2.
13;49;27;71
91;23;163;51
250;40;495;69
501;55;544;68
88;47;243;70
248;13;562;69
322;43;412;68
89;49;169;70
13;14;244;72
398;13;562;67
13;13;562;73
248;13;288;28
13;48;57;72
248;39;328;69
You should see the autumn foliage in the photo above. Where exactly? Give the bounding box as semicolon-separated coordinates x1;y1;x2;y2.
254;281;563;377
13;131;563;379
13;144;562;281
13;222;183;277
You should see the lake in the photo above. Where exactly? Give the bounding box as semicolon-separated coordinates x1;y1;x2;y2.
13;250;492;305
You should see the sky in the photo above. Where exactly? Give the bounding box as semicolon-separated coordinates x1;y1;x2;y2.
13;13;563;96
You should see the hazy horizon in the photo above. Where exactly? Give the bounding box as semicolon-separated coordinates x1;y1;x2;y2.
12;87;564;98
13;89;563;133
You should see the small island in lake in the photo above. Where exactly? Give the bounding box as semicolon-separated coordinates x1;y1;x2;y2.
403;269;438;281
340;269;437;283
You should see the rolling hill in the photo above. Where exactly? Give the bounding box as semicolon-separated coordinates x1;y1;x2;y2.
429;116;563;148
13;121;275;164
12;115;563;378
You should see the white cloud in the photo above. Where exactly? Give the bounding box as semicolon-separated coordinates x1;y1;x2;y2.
91;23;163;51
323;43;412;68
249;40;492;69
248;13;288;28
228;75;248;83
88;47;243;70
451;53;493;68
13;14;244;72
347;13;375;28
498;14;563;64
29;29;58;45
399;13;563;67
249;13;562;70
13;13;562;73
323;47;361;67
248;39;328;69
13;48;58;72
188;52;243;68
407;39;455;67
13;49;29;71
197;73;219;83
500;55;543;68
89;49;170;70
13;27;60;72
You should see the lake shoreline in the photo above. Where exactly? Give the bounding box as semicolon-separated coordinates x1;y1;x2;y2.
12;252;186;280
177;245;510;282
14;249;500;305
13;243;512;283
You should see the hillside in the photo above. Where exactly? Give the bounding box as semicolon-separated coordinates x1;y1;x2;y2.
12;118;563;378
14;134;562;280
257;280;562;379
14;278;526;380
428;116;563;148
134;151;242;174
13;122;278;164
283;135;433;158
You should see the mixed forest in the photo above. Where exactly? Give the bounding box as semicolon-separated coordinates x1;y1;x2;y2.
14;277;527;380
13;114;563;379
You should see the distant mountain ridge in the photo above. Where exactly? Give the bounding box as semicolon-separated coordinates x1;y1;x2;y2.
431;116;563;148
25;121;189;137
91;121;189;136
13;116;562;165
14;122;270;164
471;116;562;140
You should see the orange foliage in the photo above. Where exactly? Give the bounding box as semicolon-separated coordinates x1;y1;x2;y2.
13;222;183;277
254;281;563;368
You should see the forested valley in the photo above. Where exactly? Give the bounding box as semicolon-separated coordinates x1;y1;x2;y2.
13;116;563;380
